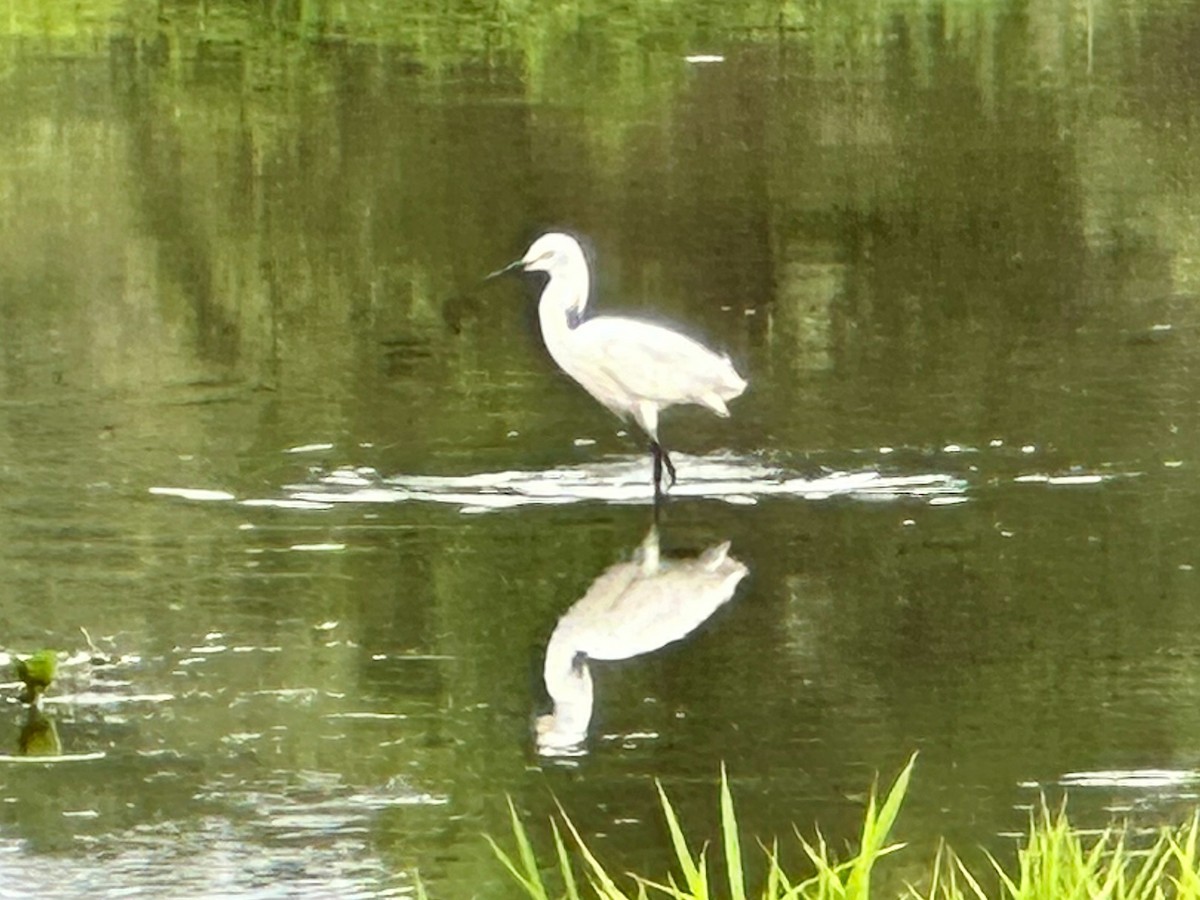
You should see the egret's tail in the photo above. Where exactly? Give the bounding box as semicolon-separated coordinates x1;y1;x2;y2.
702;358;747;417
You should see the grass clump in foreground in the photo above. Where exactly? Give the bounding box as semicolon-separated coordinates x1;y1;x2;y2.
487;755;1200;899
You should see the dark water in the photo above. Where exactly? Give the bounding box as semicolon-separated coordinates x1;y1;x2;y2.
4;1;1200;896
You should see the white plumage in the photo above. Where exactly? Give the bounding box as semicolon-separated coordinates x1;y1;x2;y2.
536;526;748;754
492;232;747;497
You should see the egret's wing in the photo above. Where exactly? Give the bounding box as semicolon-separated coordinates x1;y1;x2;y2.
557;549;748;661
574;316;745;409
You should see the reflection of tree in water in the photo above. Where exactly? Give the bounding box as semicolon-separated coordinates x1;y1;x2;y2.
120;56;241;369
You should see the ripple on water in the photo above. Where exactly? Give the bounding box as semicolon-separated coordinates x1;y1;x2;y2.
0;751;107;764
150;447;1152;513
1016;769;1200;821
1057;768;1200;790
0;817;414;898
263;451;969;512
148;487;237;502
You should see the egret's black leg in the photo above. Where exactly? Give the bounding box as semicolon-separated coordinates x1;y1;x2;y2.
661;447;677;488
651;441;665;500
650;441;676;502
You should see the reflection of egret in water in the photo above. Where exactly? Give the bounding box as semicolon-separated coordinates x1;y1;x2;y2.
536;526;748;756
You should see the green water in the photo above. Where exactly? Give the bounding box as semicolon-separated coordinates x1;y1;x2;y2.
4;0;1200;895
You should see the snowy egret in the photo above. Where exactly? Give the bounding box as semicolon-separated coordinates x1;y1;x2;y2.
489;233;747;498
536;525;747;755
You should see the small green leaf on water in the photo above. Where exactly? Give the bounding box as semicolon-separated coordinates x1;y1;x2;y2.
14;649;58;702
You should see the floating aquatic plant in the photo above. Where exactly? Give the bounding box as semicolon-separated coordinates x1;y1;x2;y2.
12;649;58;705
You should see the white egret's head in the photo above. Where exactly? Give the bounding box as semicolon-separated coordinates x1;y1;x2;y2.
512;232;592;324
520;232;588;275
485;232;592;326
536;649;594;756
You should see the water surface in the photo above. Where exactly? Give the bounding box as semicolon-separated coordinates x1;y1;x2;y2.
4;1;1200;896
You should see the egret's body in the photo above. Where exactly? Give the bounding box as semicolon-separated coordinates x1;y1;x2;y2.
536;526;748;754
492;233;747;497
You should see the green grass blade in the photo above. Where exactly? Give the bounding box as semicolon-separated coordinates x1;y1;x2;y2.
914;841;946;900
656;779;706;892
632;873;689;898
873;753;917;851
951;851;990;900
986;847;1021;898
556;798;633;899
846;753;915;898
763;838;782;899
720;764;746;900
1126;833;1173;898
484;757;1200;900
485;797;549;899
511;798;548;898
1171;813;1200;895
486;833;543;897
551;818;582;900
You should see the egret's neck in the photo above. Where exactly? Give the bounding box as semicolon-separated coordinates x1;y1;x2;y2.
537;269;588;365
541;635;594;745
